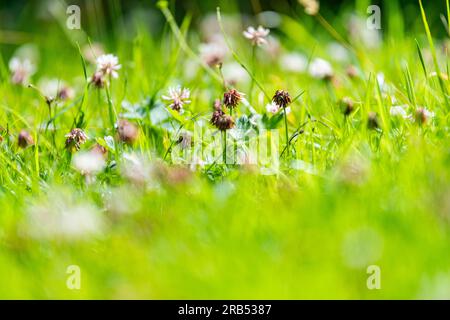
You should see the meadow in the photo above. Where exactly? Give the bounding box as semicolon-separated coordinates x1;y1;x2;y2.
0;0;449;299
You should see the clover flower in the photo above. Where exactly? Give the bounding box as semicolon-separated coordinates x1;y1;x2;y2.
117;119;139;144
415;107;435;125
243;26;270;46
390;105;409;119
309;58;333;79
199;41;226;67
9;57;36;85
96;54;121;79
18;130;34;148
223;89;243;109
90;71;106;88
65;128;88;152
210;99;234;131
26;191;104;240
162;86;191;112
72;151;106;176
272;90;292;109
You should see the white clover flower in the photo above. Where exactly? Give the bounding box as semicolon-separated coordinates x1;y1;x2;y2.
38;78;74;101
72;151;106;176
222;62;250;86
243;26;270;46
309;58;333;79
348;15;381;49
327;42;349;62
279;53;308;73
422;108;435;119
122;152;153;186
9;57;36;85
96;53;121;78
162;86;191;112
390;105;409;119
26;191;105;240
199;41;226;67
266;102;280;114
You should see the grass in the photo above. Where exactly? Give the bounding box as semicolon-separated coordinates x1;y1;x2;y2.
0;0;449;299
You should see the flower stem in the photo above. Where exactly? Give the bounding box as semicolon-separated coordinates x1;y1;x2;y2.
223;130;227;164
283;106;289;159
249;45;256;102
216;7;270;101
157;1;222;84
105;85;120;161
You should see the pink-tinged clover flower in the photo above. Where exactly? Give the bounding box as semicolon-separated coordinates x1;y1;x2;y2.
96;54;121;79
162;86;191;112
243;26;270;46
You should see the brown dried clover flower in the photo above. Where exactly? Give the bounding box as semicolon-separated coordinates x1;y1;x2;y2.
210;99;235;131
18;130;34;148
223;89;242;109
272;89;292;108
65;128;88;151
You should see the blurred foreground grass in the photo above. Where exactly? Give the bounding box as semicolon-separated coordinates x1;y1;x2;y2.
0;0;449;298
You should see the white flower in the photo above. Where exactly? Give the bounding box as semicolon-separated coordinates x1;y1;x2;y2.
390;105;409;119
309;58;333;79
279;53;308;73
199;41;226;67
222;62;250;86
243;26;270;46
9;57;35;85
38;78;74;100
423;108;435;119
26;191;105;240
348;15;381;49
162;86;191;112
327;42;349;62
72;151;106;176
96;54;121;78
122;153;153;186
266;102;280;114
